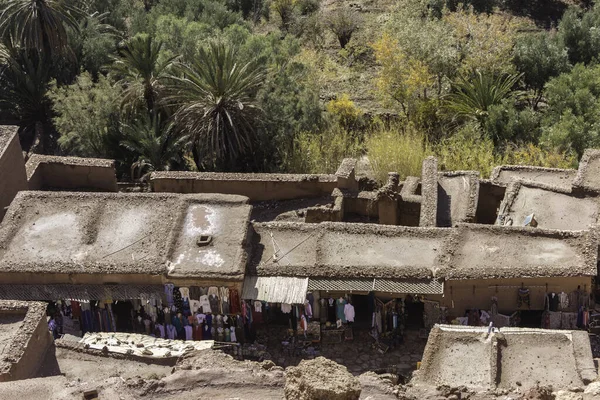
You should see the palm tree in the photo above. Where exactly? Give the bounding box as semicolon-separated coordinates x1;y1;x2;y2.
445;70;523;126
112;34;176;116
166;42;266;170
0;0;83;57
0;42;51;151
120;114;189;180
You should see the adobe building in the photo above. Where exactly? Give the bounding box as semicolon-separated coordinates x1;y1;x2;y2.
0;122;599;362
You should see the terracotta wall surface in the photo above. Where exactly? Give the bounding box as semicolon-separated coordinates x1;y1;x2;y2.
0;127;28;222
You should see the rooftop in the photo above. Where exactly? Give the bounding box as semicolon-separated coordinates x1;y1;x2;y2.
0;191;251;281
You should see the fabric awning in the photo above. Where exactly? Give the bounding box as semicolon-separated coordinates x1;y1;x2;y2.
242;276;308;304
0;284;165;301
308;278;444;295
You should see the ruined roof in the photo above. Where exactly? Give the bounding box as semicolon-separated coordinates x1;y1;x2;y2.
440;224;597;280
249;222;450;279
0;191;251;281
490;165;576;189
498;180;600;230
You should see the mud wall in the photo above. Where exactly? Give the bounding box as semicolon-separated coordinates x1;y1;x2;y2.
0;127;28;222
150;171;337;201
475;180;505;224
0;302;51;382
441;276;591;317
26;155;118;192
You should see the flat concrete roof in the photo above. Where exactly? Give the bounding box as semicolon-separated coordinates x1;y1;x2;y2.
0;192;251;281
249;222;450;279
498;180;600;230
151;171;336;183
441;224;597;280
490;165;576;189
415;324;596;391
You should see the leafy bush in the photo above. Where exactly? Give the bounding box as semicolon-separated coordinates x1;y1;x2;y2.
327;8;360;49
325;94;362;131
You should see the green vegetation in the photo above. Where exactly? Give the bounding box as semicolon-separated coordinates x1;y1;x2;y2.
0;0;597;181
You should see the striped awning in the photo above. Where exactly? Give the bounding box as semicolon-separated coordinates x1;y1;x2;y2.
0;284;165;301
242;276;308;304
308;278;444;295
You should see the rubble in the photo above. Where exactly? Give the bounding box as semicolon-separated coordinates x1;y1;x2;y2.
284;357;362;400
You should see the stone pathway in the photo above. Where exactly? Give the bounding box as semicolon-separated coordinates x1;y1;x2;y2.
255;325;427;377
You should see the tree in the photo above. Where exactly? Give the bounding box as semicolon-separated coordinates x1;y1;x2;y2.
0;0;83;57
49;72;122;159
120;115;189;179
0;43;51;150
327;8;359;49
513;31;570;108
111;34;176;116
445;70;523;127
541;63;600;156
557;5;600;65
167;42;266;170
271;0;296;32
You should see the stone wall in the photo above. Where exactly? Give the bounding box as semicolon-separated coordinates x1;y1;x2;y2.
0;301;51;382
0;127;28;222
151;171;337;201
26;155;118;192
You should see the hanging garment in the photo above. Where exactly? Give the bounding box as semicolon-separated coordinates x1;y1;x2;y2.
300;315;308;333
344;303;355;322
166;324;176;340
184;325;193;340
208;287;219;297
304;300;313;319
517;288;530;308
490;297;498;316
558;292;569;310
164;284;175;307
199;295;211;314
189;286;201;300
193;323;203;340
204;314;213;340
281;303;292;313
179;287;190;301
327;298;336;323
253;301;262;312
319;299;327;323
230;327;237;342
336;298;347;323
220;287;230;314
229;288;241;314
547;293;559;312
156;324;165;338
190;299;201;314
209;295;220;314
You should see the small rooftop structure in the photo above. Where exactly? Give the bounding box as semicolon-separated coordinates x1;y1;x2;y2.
0;191;251;284
573;148;600;192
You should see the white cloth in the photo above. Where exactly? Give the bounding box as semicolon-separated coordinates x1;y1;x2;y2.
208;287;219;297
199;295;211;314
253;300;262;312
190;300;201;314
184;325;193;340
179;287;190;300
344;303;355;322
480;310;491;324
196;313;206;324
281;303;292;314
559;292;569;310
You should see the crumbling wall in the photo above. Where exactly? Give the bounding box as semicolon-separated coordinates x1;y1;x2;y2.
491;165;576;189
151;171;337;201
573;149;600;192
475;180;505;224
0;126;28;221
26;155;118;192
0;301;51;382
419;157;438;227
